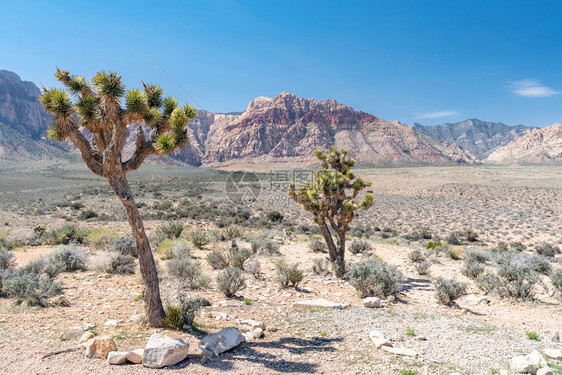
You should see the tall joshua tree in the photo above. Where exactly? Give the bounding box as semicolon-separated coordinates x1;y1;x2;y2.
289;147;374;277
40;68;197;326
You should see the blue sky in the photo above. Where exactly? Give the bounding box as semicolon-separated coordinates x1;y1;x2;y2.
1;0;561;127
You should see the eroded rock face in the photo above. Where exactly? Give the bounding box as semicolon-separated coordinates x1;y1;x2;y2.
486;123;562;164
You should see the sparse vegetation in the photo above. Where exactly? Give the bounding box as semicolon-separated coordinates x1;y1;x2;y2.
308;239;327;253
217;267;245;297
276;261;304;288
348;258;404;298
349;239;372;255
207;250;230;270
188;230;210;249
434;277;467;305
167;256;210;290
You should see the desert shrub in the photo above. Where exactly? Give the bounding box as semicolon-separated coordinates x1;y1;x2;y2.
405;227;432;241
434;277;467;304
348;259;404;298
463;259;486;279
446;232;462;245
276;262;304;288
244;258;261;279
349;239;372;255
163;305;183;329
308;239;327;253
222;226;242;240
464;249;490;263
415;260;432;276
47;224;88;245
188;230;210;249
476;253;548;300
78;209;98;220
535;242;560;257
110;237;137;257
49;246;88;271
510;242;526;252
261;240;281;255
3;273;63;306
87;228;119;249
217;267;245;298
551;269;562;298
266;211;284;222
463;229;478;242
0;267;15;296
207;250;229;270
425;241;443;250
103;253;136;274
178;293;210;327
447;246;463;260
158;220;185;240
495;241;509;252
167;257;209;289
0;249;15;270
227;247;252;270
408;249;424;263
312;258;331;276
156;239;189;260
209;229;226;243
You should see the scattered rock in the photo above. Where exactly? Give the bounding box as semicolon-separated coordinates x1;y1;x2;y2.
240;319;265;330
362;297;381;308
551;331;560;343
60;327;84;341
107;351;128;365
380;346;418;357
80;332;95;344
199;327;245;357
85;336;117;359
142;333;189;369
543;348;562;360
104;319;122;326
292;299;348;310
369;330;392;349
537;367;554;375
83;323;96;330
238;324;253;333
253;328;264;339
510;355;538;374
527;350;548;368
126;349;144;364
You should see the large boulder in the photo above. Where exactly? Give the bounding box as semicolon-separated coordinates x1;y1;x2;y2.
199;327;245;357
85;336;117;359
142;333;189;369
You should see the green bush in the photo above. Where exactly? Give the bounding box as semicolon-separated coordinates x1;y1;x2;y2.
217;267;245;298
78;209;98;220
188;230;210;249
163;305;183;329
446;232;462;245
349;239;372;255
178;293;210;327
227;247;252;270
348;259;404;298
158;220;185;240
261;240;281;255
415;260;432;276
462;259;486;279
3;273;63;306
156;239;189;260
266;211;284;222
105;253;136;274
87;228;119;249
551;269;562;298
0;249;15;270
47;224;89;245
434;277;467;304
408;249;424;263
167;256;209;290
276;262;304;288
535;242;560;257
222;226;242;240
49;246;88;271
206;250;229;270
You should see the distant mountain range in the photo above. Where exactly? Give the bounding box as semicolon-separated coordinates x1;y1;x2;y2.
0;69;560;167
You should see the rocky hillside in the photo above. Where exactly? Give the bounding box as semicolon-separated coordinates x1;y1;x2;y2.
173;92;478;167
411;119;534;159
485;123;562;164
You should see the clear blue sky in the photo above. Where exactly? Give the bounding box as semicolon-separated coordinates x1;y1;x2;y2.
1;0;561;127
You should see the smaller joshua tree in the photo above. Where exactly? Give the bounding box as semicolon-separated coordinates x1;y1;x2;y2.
289;147;374;277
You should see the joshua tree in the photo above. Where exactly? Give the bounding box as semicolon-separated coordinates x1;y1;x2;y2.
289;147;374;277
40;68;197;326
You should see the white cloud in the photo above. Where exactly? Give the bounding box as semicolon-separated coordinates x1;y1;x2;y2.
414;110;460;119
509;79;560;97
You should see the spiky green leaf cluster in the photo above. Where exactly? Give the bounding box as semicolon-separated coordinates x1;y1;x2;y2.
144;83;164;108
163;97;178;115
154;133;175;154
126;89;148;115
145;107;163;127
92;71;125;99
39;88;73;115
46;124;66;141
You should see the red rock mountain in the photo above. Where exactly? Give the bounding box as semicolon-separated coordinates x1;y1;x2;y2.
168;92;478;167
485;123;562;164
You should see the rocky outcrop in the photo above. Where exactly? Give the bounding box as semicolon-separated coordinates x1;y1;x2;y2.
485;123;562;164
412;119;534;159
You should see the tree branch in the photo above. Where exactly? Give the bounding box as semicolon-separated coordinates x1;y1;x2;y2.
122;129;155;173
65;120;104;176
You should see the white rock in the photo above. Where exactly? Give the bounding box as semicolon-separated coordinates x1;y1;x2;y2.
253;328;264;339
83;323;96;330
510;355;538;374
369;330;385;339
239;324;253;333
199;327;245;357
527;350;548;368
363;297;381;308
292;299;347;310
142;333;189;368
107;351;128;365
537;368;553;375
128;314;144;323
543;348;562;359
240;319;265;330
126;348;144;364
60;327;84;341
80;332;95;344
380;346;418;356
104;319;122;326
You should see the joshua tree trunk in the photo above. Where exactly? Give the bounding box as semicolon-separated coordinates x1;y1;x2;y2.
108;174;165;327
319;221;346;277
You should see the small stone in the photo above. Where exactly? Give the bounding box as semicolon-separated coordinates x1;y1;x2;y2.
83;323;96;330
60;327;84;341
80;332;95;344
537;367;553;375
292;299;347;310
143;333;189;369
253;328;264;339
85;336;117;359
362;297;381;308
551;331;560;343
107;351;128;365
238;325;253;333
240;319;265;330
543;349;562;360
126;348;144;364
527;350;548;368
199;327;245;357
267;327;278;332
104;319;122;326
